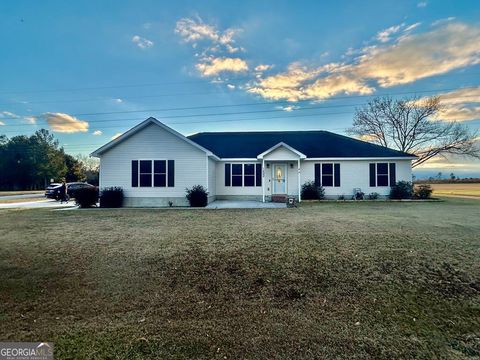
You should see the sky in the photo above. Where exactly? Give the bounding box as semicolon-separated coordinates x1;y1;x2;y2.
1;0;480;177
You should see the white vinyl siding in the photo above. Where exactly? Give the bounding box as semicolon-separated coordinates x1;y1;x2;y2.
99;123;207;198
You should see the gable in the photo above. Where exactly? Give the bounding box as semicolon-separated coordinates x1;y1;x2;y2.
91;117;215;158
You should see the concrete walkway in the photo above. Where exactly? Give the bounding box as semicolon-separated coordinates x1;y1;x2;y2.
206;200;286;209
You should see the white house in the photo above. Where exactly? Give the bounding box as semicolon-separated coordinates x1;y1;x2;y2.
91;117;416;206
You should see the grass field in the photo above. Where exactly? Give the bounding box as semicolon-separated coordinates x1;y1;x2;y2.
429;183;480;198
0;199;479;359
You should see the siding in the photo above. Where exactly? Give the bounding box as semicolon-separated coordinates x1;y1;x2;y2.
215;159;411;198
99;123;207;199
301;160;412;197
263;146;301;160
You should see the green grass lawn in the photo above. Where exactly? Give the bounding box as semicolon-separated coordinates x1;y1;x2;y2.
0;199;479;359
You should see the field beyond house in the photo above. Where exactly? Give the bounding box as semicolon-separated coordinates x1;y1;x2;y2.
429;183;480;198
0;200;479;359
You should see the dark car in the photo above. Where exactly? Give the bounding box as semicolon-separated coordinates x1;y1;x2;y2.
45;182;95;200
66;182;95;198
45;183;62;199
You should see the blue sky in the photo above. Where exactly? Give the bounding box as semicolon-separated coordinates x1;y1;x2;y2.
1;0;480;176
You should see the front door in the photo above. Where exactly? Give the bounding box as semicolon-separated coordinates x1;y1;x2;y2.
273;164;287;194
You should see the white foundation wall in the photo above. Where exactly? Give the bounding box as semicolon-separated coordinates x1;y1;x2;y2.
99;123;208;205
300;159;412;197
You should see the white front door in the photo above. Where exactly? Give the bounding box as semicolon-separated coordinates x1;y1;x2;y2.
273;164;287;194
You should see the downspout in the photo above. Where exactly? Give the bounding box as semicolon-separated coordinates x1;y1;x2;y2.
205;154;209;193
298;158;301;202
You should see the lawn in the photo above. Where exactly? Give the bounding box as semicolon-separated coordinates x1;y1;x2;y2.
429;183;480;198
0;199;479;359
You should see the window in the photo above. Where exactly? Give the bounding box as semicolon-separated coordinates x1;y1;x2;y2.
139;160;152;187
322;163;333;187
314;163;340;187
244;164;255;186
369;162;396;187
131;160;175;187
154;160;166;187
377;163;389;186
232;164;243;187
224;163;262;187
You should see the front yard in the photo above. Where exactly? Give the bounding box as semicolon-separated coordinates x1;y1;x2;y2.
0;199;479;359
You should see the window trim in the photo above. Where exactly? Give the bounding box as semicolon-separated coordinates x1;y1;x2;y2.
133;159;173;188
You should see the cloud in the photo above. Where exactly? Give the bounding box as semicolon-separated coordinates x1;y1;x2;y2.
255;64;274;72
414;87;480;122
42;113;89;133
92;130;103;136
111;132;122;140
0;111;20;118
176;16;247;77
132;35;154;49
196;57;248;77
23;116;37;124
249;22;480;101
376;24;402;43
227;84;235;89
0;121;4;125
417;1;428;8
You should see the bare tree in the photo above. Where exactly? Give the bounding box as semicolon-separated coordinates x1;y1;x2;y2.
347;96;480;167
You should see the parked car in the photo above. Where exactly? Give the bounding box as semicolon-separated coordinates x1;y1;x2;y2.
45;183;62;199
45;182;95;200
66;182;95;198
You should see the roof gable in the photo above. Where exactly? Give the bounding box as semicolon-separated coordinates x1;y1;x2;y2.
257;142;306;159
90;117;217;158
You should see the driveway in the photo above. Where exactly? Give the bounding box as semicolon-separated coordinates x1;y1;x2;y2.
0;199;77;209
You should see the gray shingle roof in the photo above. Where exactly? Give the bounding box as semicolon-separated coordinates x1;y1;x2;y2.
188;130;416;159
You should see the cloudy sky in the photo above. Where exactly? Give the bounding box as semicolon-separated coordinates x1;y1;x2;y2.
1;0;479;176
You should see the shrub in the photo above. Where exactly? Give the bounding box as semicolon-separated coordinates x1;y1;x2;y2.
368;192;379;200
100;187;124;208
338;194;345;201
414;184;433;199
186;185;208;207
74;187;98;208
301;181;325;200
390;181;413;199
354;191;365;200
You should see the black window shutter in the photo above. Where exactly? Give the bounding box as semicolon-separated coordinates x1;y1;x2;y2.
389;163;396;186
369;163;376;187
132;160;138;187
225;163;231;186
334;163;340;187
168;160;175;187
255;163;262;186
314;164;321;187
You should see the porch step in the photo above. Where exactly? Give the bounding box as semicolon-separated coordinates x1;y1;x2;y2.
271;194;287;203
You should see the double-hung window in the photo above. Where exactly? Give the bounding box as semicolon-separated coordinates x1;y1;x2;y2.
369;162;396;187
132;160;175;187
314;163;341;187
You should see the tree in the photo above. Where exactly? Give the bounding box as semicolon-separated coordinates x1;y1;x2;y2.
347;96;480;167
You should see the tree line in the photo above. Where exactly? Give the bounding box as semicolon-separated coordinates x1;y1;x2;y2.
0;129;98;190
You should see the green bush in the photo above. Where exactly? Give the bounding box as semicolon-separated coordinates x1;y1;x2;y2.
414;184;433;199
186;185;208;207
301;181;325;200
74;187;98;208
390;181;413;199
100;187;124;208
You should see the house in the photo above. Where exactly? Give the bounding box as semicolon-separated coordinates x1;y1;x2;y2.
91;117;416;206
